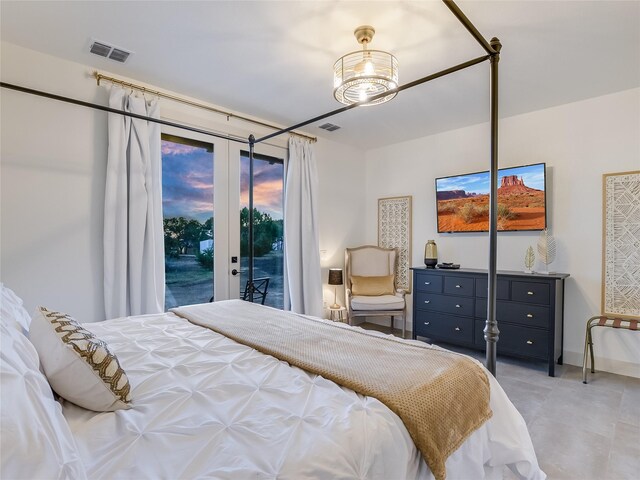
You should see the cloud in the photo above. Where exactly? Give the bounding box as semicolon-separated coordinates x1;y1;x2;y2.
162;141;213;222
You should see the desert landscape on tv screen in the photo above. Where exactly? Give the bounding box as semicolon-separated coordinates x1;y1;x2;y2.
436;164;546;232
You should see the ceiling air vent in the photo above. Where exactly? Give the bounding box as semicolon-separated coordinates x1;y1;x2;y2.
319;122;341;132
89;39;133;63
89;41;111;57
108;48;130;63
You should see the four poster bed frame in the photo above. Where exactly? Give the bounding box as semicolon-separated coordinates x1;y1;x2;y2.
0;0;503;375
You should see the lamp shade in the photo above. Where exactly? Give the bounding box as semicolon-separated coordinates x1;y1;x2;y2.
328;268;343;285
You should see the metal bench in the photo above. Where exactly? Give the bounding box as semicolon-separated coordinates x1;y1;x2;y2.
582;315;639;383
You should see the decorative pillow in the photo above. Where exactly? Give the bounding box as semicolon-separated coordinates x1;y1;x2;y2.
29;306;132;412
1;283;32;334
1;322;88;480
351;274;395;296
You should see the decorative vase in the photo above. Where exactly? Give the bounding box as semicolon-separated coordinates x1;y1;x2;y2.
424;240;438;268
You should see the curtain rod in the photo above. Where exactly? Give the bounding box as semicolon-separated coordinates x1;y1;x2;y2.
93;71;317;143
0;82;250;144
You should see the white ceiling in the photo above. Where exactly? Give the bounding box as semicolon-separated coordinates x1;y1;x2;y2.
1;1;639;149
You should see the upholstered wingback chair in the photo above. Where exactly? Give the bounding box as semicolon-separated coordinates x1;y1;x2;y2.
344;245;406;338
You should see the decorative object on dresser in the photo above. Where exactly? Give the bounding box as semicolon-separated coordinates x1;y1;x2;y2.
378;196;412;293
602;171;640;318
328;268;343;309
411;267;569;376
424;240;438;268
536;228;557;274
345;246;407;338
437;263;460;269
524;246;535;273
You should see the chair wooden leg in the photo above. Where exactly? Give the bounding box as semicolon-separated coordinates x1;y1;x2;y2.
390;315;394;332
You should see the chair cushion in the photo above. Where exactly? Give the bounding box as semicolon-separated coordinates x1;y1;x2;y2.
351;275;395;296
351;295;405;311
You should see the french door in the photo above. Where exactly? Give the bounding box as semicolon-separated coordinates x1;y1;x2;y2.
161;128;284;309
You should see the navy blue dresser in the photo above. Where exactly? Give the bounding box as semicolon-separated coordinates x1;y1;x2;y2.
411;267;569;376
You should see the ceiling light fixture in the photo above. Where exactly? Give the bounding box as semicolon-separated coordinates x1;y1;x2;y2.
333;25;398;106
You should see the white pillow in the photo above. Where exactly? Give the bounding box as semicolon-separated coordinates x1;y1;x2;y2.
30;306;132;412
1;322;88;480
1;283;32;334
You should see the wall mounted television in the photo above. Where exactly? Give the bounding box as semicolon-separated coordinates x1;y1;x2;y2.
435;162;547;233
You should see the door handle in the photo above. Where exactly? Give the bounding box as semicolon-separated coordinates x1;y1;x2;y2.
231;269;239;276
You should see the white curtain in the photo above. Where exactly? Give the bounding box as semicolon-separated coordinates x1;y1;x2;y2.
283;137;323;318
104;87;164;319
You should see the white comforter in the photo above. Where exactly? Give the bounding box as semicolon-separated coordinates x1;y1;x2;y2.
63;305;544;479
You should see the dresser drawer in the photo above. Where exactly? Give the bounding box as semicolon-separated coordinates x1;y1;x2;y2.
415;292;474;317
475;300;550;328
475;320;548;359
415;311;473;344
512;281;550;305
475;278;510;299
415;273;443;293
443;276;475;296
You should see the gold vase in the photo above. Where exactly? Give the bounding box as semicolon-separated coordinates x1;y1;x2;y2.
424;240;438;268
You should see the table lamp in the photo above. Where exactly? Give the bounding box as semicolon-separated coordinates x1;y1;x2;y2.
328;268;343;309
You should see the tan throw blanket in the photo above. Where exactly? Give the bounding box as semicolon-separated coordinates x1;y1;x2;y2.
172;300;492;480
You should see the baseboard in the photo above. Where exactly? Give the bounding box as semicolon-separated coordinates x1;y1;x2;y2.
365;317;411;331
563;351;640;378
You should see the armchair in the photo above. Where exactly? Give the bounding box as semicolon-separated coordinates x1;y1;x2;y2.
344;245;407;338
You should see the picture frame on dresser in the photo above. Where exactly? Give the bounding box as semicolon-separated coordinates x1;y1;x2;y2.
411;267;570;376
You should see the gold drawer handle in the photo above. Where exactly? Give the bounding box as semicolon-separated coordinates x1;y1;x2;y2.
456;284;461;288
455;327;461;331
526;340;533;345
527;314;533;318
424;300;430;304
424;322;430;326
527;291;534;295
455;304;461;308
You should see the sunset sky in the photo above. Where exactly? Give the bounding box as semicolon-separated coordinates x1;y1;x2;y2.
162;140;283;223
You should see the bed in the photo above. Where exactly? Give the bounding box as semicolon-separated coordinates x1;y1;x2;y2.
1;286;544;480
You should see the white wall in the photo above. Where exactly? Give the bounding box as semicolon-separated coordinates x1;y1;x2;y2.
0;42;363;321
364;87;640;377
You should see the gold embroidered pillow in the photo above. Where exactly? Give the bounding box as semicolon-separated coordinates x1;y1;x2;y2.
29;307;132;412
351;275;395;296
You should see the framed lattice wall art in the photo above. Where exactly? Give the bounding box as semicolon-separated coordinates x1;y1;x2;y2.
378;196;412;293
602;171;640;318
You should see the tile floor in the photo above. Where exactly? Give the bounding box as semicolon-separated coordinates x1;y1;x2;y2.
359;322;640;480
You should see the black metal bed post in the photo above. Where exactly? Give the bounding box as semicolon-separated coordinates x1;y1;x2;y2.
248;135;256;303
485;38;502;376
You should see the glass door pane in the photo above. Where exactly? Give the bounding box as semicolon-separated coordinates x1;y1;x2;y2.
161;134;214;309
239;149;285;309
